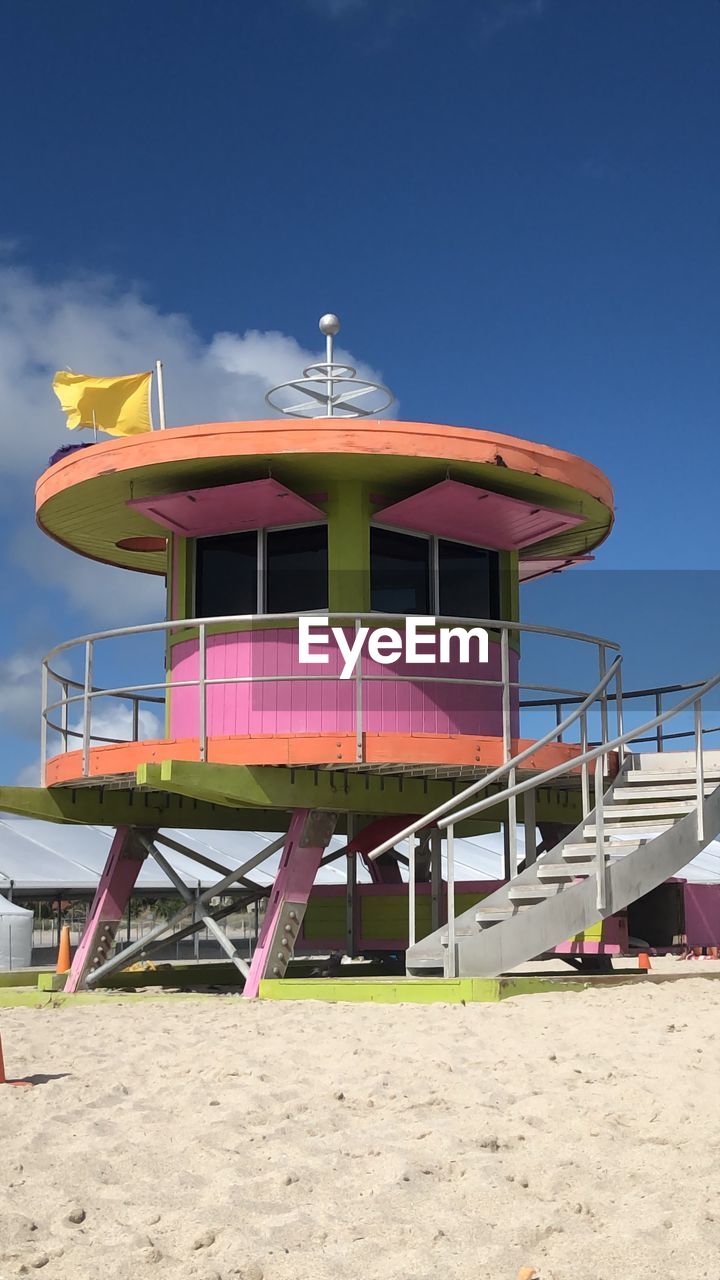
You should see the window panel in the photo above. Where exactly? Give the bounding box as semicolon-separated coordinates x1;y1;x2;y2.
195;530;257;617
438;539;500;619
370;528;430;615
266;525;328;613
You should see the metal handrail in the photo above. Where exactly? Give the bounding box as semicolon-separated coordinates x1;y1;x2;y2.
367;655;623;863
400;666;720;974
40;611;621;779
444;666;720;827
520;678;716;752
41;611;622;661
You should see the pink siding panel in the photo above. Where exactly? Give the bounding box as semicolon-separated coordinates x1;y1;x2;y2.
169;626;518;740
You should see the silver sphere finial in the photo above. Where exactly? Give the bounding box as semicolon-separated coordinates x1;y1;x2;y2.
319;313;341;336
265;313;394;418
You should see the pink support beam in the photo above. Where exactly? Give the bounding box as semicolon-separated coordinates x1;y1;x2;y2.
64;827;151;993
243;808;337;998
351;815;421;885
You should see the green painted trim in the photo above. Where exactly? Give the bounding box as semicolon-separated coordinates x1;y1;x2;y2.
140;759;504;826
260;971;720;1003
136;760;581;828
0;989;212;1009
0;784;284;830
327;479;371;612
259;975;589;1003
0;969;45;989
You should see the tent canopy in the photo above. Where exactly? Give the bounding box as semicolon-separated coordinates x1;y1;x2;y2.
1;814;718;897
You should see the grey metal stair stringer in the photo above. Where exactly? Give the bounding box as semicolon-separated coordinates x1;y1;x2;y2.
406;755;720;978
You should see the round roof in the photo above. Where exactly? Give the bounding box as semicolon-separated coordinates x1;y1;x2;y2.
35;419;614;574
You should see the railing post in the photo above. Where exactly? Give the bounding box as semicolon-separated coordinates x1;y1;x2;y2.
500;627;511;763
407;833;416;948
61;679;69;752
198;623;207;762
354;617;363;764
695;699;705;844
594;753;606;912
580;709;590;818
614;663;624;763
82;640;93;778
500;628;518;877
598;644;609;747
446;824;456;978
132;697;140;742
507;771;517;879
524;784;537;866
40;661;48;783
655;691;664;752
555;701;563;743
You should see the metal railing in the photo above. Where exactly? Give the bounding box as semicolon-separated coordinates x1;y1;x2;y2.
40;612;621;780
521;678;718;752
375;666;720;973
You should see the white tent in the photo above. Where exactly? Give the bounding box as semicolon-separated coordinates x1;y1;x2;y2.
0;894;33;969
0;814;717;900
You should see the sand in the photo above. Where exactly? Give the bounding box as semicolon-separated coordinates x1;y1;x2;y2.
1;979;720;1280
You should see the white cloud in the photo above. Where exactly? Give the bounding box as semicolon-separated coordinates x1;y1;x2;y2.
0;263;386;475
0;649;42;739
13;704;163;787
12;525;165;627
0;260;386;632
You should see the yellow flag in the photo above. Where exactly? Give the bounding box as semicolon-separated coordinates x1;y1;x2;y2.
52;370;153;436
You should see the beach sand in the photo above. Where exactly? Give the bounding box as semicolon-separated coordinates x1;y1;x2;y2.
1;978;719;1280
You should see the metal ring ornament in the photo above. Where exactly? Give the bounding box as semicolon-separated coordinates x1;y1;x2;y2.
265;366;395;418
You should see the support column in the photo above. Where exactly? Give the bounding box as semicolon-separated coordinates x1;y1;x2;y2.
65;827;151;993
354;815;418;884
243;808;337;998
346;814;357;959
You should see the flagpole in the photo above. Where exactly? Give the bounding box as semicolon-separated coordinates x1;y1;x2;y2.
155;360;166;430
91;409;98;443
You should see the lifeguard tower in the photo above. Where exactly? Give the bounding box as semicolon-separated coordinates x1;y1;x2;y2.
4;315;720;994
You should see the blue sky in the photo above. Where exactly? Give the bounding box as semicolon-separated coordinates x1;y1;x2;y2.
0;0;719;781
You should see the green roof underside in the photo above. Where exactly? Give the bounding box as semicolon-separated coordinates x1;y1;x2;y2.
37;448;613;576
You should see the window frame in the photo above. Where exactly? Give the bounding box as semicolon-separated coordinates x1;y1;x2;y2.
192;520;328;617
370;522;501;620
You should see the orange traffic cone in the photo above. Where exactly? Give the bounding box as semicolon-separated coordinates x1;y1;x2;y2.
638;952;652;971
0;1035;33;1087
56;924;72;974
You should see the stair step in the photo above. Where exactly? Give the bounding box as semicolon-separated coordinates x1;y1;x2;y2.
624;768;720;783
598;801;697;819
563;841;640;859
584;820;673;837
613;784;715;801
508;884;559;903
474;904;531;928
537;862;593;881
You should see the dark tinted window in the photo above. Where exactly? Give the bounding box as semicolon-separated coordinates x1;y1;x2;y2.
195;531;257;616
371;528;430;615
266;525;328;612
438;540;500;619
